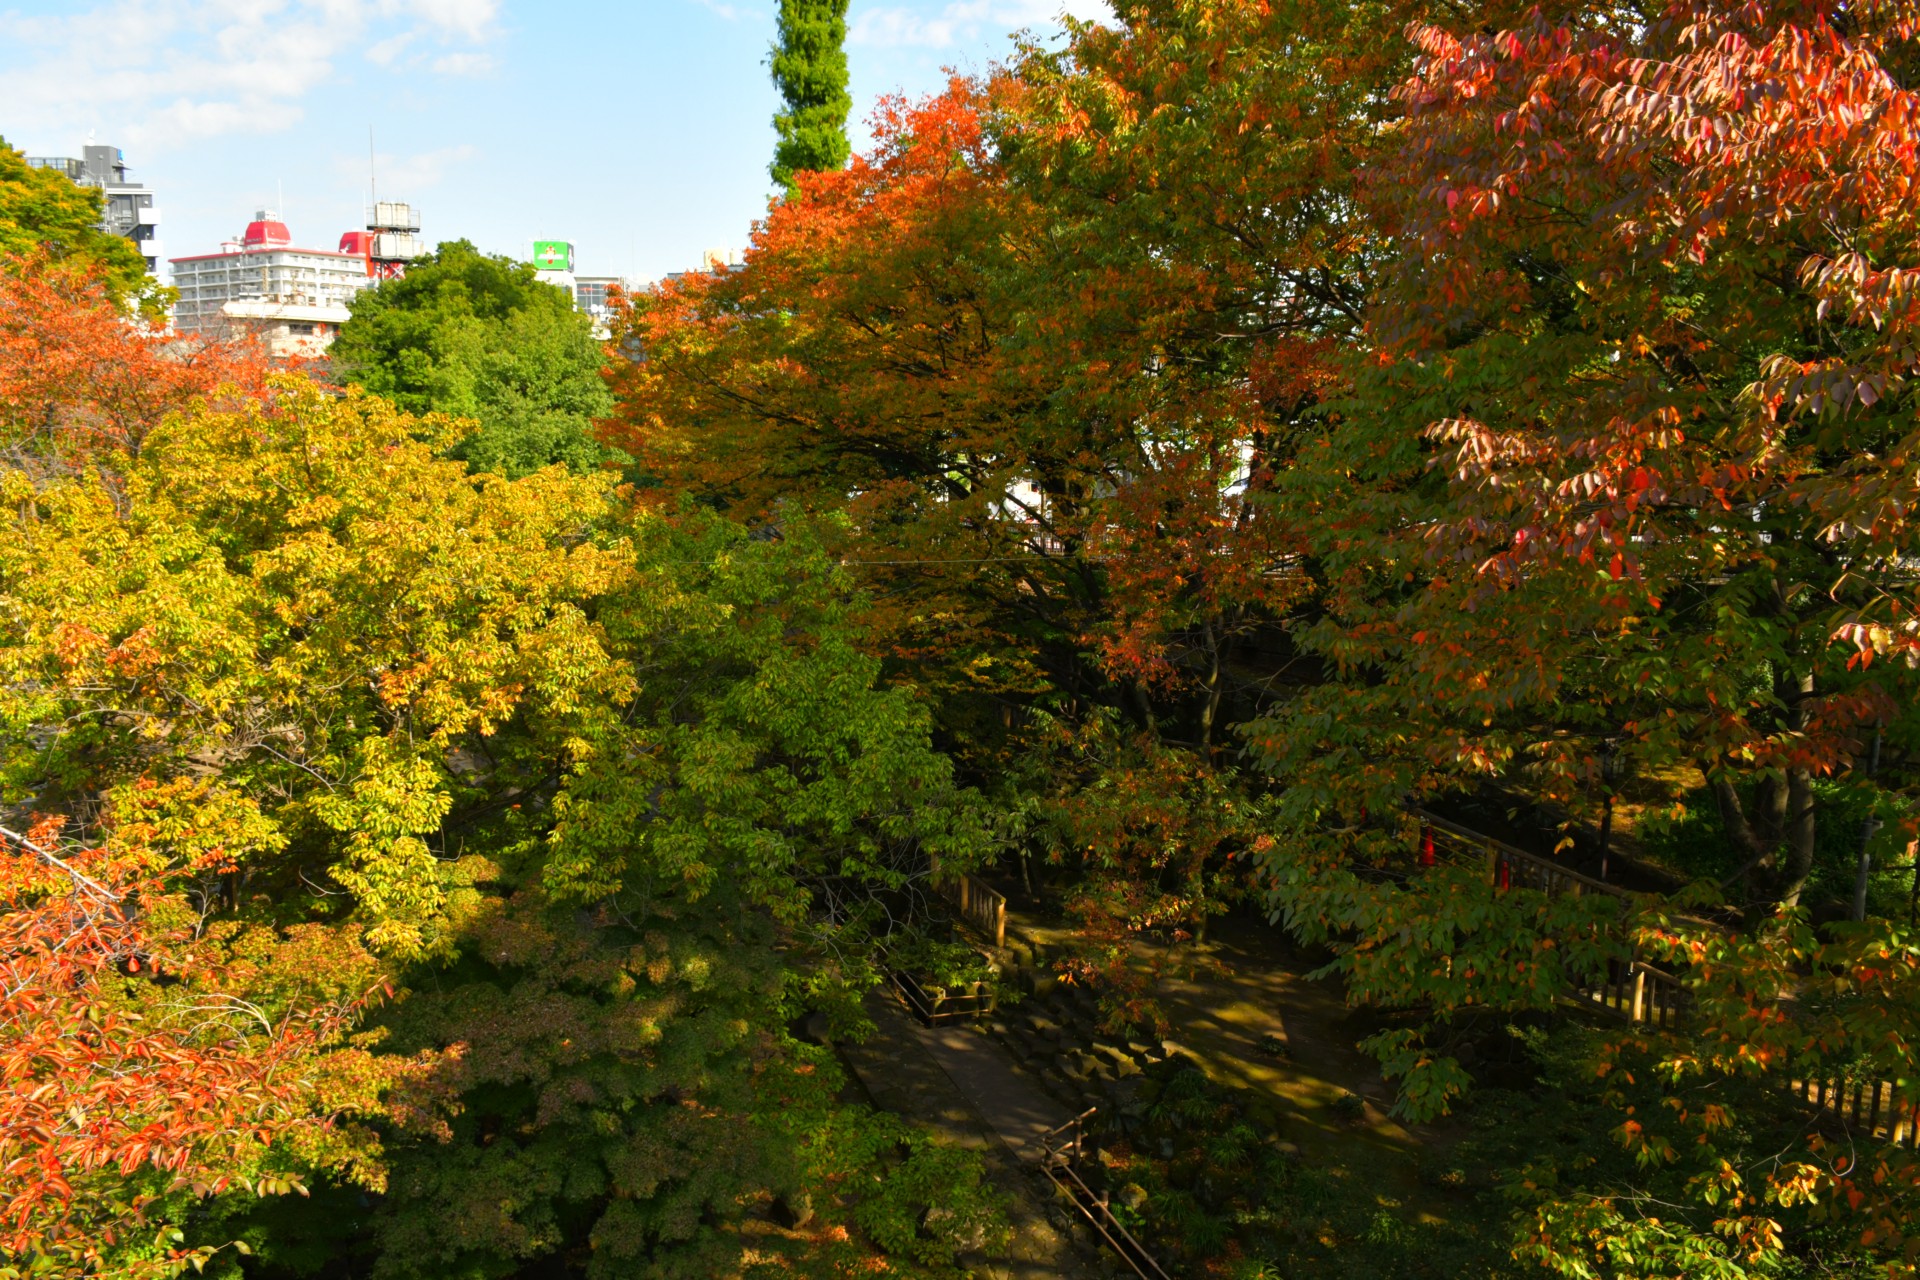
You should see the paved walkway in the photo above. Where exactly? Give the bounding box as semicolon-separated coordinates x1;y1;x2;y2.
910;1017;1071;1158
839;989;1109;1280
994;895;1439;1205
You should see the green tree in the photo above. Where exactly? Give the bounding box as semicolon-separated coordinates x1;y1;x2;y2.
0;136;154;306
0;367;1002;1277
331;239;619;478
769;0;852;189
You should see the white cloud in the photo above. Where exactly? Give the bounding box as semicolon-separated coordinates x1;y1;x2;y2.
367;31;419;64
428;51;496;75
394;0;500;41
849;0;1111;49
337;142;479;194
142;96;309;141
0;0;501;151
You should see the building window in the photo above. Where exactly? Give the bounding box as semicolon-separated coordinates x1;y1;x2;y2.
288;322;315;335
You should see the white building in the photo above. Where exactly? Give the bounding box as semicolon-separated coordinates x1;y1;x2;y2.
26;144;163;273
572;276;628;329
170;212;371;357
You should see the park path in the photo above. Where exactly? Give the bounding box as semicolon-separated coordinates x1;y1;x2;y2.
986;891;1444;1210
910;1013;1070;1157
838;987;1111;1280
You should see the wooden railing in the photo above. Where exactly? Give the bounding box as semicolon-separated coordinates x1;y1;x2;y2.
1566;956;1689;1030
1409;805;1913;1144
887;967;997;1027
1413;807;1624;902
1412;807;1690;1023
1787;1077;1920;1150
1035;1108;1172;1280
928;856;1007;948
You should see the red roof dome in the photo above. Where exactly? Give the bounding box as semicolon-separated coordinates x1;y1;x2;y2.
242;210;292;248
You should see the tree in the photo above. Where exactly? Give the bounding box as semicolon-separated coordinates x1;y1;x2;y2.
0;256;270;476
1;303;1000;1275
357;514;1005;1280
620;0;1920;1270
615;0;1415;1008
331;239;619;478
0;378;618;1274
1239;0;1920;1267
0;138;150;305
769;0;853;189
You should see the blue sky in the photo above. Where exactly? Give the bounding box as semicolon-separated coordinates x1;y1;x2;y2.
0;0;1106;284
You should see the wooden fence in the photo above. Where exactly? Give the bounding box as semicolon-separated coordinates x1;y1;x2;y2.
1565;956;1689;1030
1413;807;1623;902
1409;806;1912;1145
887;968;997;1027
1785;1078;1920;1150
1412;807;1690;1023
928;857;1007;948
1036;1108;1172;1280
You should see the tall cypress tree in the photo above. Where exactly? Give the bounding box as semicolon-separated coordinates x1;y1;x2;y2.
769;0;852;190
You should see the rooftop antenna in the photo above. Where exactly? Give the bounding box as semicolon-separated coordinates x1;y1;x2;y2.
368;126;378;208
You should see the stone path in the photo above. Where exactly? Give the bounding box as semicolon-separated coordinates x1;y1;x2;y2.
984;896;1440;1207
838;988;1111;1280
840;886;1462;1277
909;1016;1070;1158
1148;919;1431;1193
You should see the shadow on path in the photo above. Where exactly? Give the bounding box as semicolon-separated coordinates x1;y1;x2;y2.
993;893;1445;1213
839;989;1112;1280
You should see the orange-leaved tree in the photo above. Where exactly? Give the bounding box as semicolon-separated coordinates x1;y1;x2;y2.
608;29;1389;987
0;817;440;1279
1246;0;1920;1268
0;255;271;475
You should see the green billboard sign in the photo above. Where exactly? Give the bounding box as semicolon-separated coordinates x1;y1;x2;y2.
532;240;573;271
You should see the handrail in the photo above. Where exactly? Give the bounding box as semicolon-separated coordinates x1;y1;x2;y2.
887;967;996;1027
1405;805;1912;1144
1787;1076;1920;1150
1035;1107;1172;1280
927;856;1008;948
1410;805;1627;901
1036;1106;1099;1165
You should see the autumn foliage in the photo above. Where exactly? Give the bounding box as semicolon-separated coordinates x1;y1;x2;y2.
612;0;1920;1272
8;0;1920;1274
0;249;1001;1276
0;258;271;469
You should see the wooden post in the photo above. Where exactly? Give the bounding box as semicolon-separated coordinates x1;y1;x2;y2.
1630;967;1647;1024
1485;839;1499;886
994;898;1007;949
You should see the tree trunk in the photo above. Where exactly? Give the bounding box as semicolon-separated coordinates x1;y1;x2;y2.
1776;669;1818;908
1129;678;1160;742
1709;767;1766;864
1756;771;1789;850
1597;791;1614;882
1710;765;1772;906
1196;619;1229;754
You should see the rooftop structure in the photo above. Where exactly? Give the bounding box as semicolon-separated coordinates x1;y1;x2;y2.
339;202;426;279
366;202;425;279
25;144;163;273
